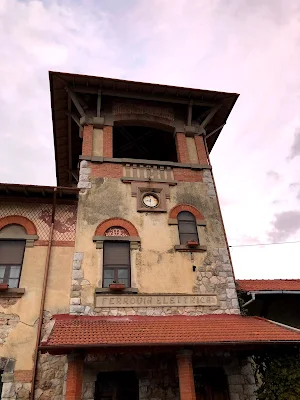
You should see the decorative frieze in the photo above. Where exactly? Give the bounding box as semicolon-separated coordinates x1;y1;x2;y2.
95;294;218;308
113;102;174;121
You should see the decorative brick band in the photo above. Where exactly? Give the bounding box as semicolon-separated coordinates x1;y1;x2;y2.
91;163;123;178
169;204;204;222
95;218;139;237
14;370;32;383
173;168;203;182
0;215;37;235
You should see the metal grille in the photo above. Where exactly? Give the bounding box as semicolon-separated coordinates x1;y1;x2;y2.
104;227;129;237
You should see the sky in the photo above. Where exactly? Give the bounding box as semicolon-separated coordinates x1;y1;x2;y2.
0;0;300;279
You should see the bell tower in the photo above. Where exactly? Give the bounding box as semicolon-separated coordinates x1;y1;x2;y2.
50;71;239;316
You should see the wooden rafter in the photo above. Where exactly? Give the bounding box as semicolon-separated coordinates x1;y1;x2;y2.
200;104;222;128
65;87;86;117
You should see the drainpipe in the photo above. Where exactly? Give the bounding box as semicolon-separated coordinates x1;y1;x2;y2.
30;188;57;400
242;293;256;308
241;291;300;308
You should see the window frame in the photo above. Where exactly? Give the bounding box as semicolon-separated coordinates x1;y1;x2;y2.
102;241;131;288
0;239;26;288
177;211;199;245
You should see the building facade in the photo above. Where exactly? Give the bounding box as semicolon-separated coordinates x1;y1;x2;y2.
0;72;299;400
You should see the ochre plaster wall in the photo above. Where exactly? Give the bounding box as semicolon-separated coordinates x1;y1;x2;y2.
75;175;232;308
0;246;73;370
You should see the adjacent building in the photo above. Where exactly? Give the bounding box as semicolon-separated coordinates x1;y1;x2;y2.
0;72;299;400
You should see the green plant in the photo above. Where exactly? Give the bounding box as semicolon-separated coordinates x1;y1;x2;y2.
252;347;300;400
236;291;248;316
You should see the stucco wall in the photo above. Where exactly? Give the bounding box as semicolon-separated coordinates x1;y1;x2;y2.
0;246;73;371
72;171;239;316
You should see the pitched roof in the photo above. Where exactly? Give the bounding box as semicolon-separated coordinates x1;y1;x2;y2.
49;71;239;186
236;279;300;292
40;314;300;350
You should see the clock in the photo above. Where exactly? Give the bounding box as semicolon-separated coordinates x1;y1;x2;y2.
142;193;159;208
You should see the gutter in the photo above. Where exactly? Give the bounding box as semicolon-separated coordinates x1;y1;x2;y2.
38;339;300;354
248;290;300;295
30;188;57;400
241;290;300;308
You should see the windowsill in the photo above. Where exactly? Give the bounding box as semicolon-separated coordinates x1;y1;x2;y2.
174;245;207;252
95;287;138;294
0;288;25;298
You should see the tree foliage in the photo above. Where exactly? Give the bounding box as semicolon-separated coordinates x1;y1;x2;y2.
253;347;300;400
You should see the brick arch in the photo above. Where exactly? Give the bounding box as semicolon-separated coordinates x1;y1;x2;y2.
95;218;139;237
0;216;37;235
169;204;204;222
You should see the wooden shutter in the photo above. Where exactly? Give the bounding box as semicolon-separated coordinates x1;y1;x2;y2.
0;241;25;264
104;242;130;267
178;211;199;245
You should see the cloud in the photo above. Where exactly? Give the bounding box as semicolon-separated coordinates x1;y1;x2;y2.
268;211;300;241
287;128;300;160
267;171;280;181
1;0;300;278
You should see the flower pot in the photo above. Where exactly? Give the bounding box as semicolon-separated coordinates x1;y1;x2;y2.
187;240;199;248
109;283;125;291
0;283;9;291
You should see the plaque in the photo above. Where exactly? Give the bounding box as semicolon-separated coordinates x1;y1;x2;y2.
95;294;217;308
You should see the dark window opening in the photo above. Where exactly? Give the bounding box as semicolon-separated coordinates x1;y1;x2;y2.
95;371;139;400
194;367;230;400
178;211;198;245
103;242;131;288
113;125;177;162
0;240;25;288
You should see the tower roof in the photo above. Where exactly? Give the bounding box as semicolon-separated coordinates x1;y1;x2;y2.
49;71;239;186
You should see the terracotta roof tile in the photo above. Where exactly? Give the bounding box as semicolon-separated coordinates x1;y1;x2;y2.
236;279;300;292
41;314;300;349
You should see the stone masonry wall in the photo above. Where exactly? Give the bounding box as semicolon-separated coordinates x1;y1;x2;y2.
194;248;239;313
225;358;257;400
34;354;67;400
0;313;20;345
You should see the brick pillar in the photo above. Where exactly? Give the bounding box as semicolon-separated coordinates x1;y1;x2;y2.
65;354;84;400
177;350;196;400
175;132;189;163
103;126;113;157
82;125;93;157
194;135;209;165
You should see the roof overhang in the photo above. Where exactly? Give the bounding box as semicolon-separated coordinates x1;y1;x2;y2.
0;183;79;204
49;71;239;186
40;314;300;354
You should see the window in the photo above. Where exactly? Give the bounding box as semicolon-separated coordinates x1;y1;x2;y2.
113;124;177;162
177;211;199;245
0;240;25;288
103;242;131;288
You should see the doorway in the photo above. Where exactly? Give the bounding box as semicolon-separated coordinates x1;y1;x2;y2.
194;368;230;400
95;371;139;400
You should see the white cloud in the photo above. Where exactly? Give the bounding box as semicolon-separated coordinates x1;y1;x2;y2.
1;0;300;278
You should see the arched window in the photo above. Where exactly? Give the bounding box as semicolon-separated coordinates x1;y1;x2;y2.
177;212;199;245
103;241;131;288
0;225;26;288
93;220;140;290
103;226;131;288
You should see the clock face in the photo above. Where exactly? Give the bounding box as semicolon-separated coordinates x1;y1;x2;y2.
142;193;159;208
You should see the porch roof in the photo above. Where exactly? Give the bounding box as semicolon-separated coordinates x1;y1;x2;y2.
40;314;300;351
236;279;300;293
